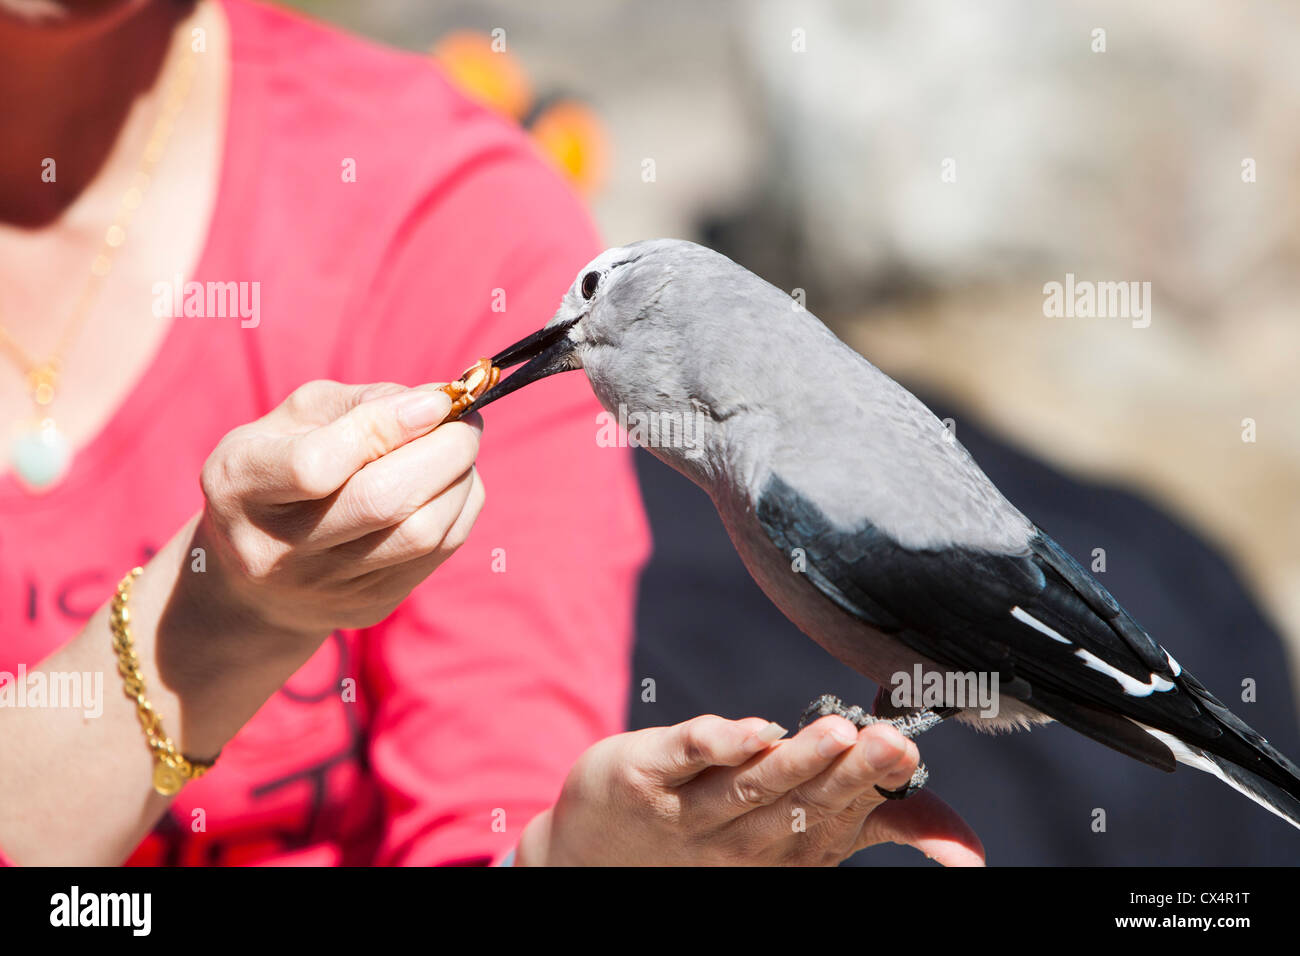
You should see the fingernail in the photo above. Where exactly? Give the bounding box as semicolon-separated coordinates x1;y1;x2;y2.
742;721;787;754
395;391;451;428
863;734;902;771
817;729;854;759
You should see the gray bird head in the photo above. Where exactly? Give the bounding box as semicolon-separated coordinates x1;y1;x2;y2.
474;238;812;482
475;237;1025;549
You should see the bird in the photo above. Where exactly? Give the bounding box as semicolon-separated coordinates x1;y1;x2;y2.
470;237;1300;830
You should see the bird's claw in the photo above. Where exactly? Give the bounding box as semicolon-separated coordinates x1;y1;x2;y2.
875;763;929;800
798;693;944;799
799;693;871;730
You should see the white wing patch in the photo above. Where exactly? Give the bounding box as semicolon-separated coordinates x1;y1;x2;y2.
1165;651;1182;676
1010;606;1176;697
1136;723;1300;830
1075;648;1175;696
1010;606;1071;644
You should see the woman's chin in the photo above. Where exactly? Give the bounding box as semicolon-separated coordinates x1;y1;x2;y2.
0;0;147;37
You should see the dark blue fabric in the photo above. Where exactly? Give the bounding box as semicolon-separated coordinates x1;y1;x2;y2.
624;393;1300;864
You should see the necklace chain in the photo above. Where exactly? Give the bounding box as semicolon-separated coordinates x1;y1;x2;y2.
0;23;199;410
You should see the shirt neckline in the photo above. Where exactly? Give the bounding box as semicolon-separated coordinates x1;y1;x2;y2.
0;0;239;513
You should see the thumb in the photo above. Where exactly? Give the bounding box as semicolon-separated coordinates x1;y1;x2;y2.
856;789;987;867
266;379;408;429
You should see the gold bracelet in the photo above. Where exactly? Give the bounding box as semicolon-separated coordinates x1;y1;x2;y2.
110;567;218;796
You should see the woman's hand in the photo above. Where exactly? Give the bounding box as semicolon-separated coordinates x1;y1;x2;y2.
194;379;485;640
517;714;984;866
0;379;486;864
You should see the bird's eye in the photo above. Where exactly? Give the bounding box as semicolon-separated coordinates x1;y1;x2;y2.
580;270;601;300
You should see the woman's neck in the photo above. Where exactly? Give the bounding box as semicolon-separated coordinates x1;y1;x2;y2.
0;0;195;226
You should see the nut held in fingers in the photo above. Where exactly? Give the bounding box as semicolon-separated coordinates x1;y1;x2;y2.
439;357;500;422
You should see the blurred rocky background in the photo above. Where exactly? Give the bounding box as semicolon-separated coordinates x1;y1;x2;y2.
283;0;1300;693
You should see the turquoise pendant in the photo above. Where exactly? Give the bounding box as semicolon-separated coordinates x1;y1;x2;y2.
11;418;71;493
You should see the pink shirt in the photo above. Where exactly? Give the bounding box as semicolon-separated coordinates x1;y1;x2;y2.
0;0;649;865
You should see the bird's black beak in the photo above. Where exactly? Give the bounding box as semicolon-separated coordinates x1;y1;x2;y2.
472;318;579;413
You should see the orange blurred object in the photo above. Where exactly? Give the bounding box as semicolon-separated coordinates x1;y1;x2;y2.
431;30;531;121
529;99;609;197
431;31;609;197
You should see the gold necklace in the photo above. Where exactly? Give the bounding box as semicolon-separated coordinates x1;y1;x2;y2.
1;27;197;493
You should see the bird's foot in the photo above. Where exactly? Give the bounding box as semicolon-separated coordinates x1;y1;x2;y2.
798;693;952;799
799;693;873;731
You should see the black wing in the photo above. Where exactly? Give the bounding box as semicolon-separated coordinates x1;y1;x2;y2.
756;473;1300;796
